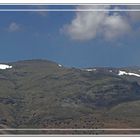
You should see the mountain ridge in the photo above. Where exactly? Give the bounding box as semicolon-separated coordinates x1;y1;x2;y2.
0;59;140;134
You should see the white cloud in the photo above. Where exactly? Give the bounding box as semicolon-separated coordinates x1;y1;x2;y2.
103;13;131;40
62;5;132;41
63;11;106;40
8;22;21;32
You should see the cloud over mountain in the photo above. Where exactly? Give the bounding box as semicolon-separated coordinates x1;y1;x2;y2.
62;5;132;41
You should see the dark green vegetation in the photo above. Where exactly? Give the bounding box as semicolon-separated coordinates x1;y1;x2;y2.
0;59;140;134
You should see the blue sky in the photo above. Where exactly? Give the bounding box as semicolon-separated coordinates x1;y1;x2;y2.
0;5;140;68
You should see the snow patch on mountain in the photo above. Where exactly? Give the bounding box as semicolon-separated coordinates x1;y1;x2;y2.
85;69;96;72
58;64;62;67
0;64;12;70
118;70;140;77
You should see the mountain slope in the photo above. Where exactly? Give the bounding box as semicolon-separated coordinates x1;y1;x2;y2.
0;59;140;134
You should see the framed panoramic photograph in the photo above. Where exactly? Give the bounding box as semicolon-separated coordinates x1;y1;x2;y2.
0;1;140;137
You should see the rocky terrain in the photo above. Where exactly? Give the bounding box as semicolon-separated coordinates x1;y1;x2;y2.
0;59;140;135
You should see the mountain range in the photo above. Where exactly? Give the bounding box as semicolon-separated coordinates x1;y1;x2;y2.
0;59;140;135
